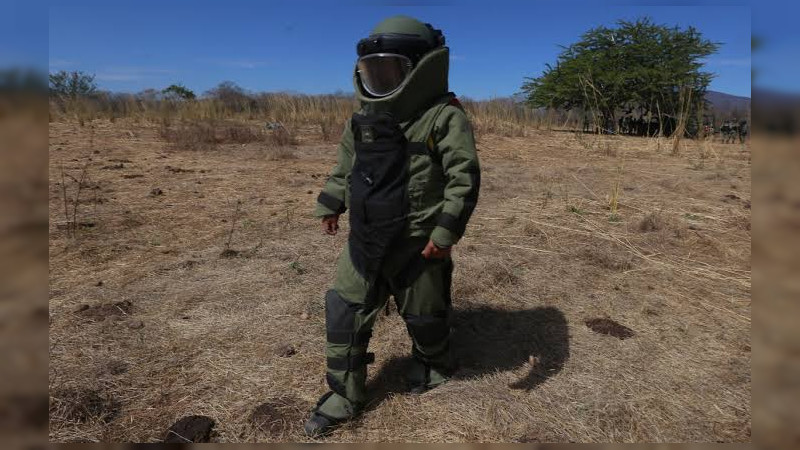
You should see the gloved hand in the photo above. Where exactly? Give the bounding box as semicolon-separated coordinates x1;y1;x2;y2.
421;239;451;259
322;215;339;236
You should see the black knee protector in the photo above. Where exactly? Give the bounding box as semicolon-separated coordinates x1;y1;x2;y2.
404;311;450;347
325;290;371;346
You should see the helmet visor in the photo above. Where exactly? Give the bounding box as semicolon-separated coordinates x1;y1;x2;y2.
356;53;413;97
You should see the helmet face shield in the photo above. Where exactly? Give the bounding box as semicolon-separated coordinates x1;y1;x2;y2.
356;53;413;98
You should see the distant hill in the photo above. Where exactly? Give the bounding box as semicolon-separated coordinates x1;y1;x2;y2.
705;90;751;118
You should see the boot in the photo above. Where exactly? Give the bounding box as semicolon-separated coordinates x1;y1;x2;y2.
303;391;355;438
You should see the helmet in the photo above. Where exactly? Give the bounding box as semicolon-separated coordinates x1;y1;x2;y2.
355;16;445;98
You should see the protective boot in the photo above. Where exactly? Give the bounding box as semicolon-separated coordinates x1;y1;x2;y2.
406;358;453;394
304;392;349;438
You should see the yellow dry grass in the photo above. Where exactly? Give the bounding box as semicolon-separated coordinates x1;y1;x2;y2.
48;115;750;443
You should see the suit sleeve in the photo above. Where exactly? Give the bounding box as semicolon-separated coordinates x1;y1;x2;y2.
429;107;481;247
314;119;354;217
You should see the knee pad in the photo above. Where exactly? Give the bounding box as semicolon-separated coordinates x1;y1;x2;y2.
325;290;371;345
404;312;450;347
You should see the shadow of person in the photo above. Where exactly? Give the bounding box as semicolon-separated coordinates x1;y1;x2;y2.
365;305;570;409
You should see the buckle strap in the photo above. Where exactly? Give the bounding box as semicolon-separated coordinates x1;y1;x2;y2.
327;352;375;372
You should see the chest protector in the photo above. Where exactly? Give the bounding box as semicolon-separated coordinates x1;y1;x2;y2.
348;111;412;282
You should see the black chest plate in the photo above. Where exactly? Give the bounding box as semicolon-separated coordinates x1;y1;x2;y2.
348;112;410;280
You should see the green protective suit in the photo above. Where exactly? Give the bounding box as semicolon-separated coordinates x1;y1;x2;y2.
312;32;481;420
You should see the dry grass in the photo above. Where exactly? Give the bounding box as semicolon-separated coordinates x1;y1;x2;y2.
48;115;750;443
50;93;580;143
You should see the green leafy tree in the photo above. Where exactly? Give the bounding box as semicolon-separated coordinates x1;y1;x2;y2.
48;70;97;98
522;17;719;134
162;83;196;101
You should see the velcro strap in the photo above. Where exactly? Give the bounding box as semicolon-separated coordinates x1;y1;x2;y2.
326;330;372;345
327;352;375;372
437;212;465;236
318;191;346;214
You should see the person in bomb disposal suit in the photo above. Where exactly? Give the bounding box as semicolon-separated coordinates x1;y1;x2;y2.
305;15;481;437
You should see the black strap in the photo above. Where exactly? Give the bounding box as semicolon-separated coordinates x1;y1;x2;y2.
407;142;428;155
326;330;372;346
327;353;375;372
318;191;346;214
437;212;465;236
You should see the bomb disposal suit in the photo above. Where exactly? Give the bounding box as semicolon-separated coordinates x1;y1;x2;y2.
305;16;481;436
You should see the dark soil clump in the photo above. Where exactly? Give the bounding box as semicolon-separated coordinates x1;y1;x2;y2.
585;318;635;339
163;415;215;443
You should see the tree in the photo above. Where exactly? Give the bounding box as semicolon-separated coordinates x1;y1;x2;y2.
162;83;196;101
522;17;719;135
48;70;97;99
204;81;253;112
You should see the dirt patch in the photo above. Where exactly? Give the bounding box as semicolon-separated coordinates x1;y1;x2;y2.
579;246;633;271
219;248;240;258
585;318;635;340
274;344;297;357
180;259;202;269
74;300;132;321
639;211;666;232
485;261;520;286
166;165;195;174
101;163;124;170
723;194;741;202
50;388;121;423
163;415;215;443
105;360;129;375
249;397;306;435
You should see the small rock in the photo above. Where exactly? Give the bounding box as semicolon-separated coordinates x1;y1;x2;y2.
150;188;163;196
96;281;104;287
300;312;309;320
74;304;90;313
127;320;144;330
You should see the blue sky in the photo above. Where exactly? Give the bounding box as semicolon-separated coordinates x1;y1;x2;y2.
43;1;753;98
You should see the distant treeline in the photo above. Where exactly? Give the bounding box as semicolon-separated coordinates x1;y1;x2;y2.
47;70;746;139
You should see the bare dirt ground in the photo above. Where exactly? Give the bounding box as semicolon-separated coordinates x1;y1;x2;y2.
48;120;751;443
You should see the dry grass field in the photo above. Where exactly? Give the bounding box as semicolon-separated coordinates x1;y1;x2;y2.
48;116;751;443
